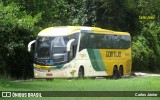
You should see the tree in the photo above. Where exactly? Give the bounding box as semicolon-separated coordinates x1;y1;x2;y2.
0;2;41;78
132;0;160;72
7;0;73;27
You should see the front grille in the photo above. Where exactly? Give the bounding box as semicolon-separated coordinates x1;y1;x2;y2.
35;57;66;66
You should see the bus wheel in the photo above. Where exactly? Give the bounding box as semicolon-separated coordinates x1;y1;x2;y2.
78;66;84;79
112;66;119;79
119;66;123;78
46;78;53;81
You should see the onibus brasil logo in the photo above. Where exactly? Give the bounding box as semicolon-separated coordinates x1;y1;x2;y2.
1;92;42;97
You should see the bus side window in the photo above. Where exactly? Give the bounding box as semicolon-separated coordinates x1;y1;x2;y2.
110;35;114;49
104;35;108;48
68;33;79;60
115;35;121;49
104;35;111;49
119;35;131;49
89;34;95;48
120;36;126;49
126;36;131;48
80;33;89;50
69;44;74;60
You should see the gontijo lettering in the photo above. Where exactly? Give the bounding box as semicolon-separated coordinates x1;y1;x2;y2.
106;51;121;57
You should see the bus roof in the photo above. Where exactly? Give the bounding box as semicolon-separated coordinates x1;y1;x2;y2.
38;26;130;37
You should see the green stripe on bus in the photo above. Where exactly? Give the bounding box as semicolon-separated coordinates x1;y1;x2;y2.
93;49;106;71
87;49;100;71
51;64;64;69
87;49;105;71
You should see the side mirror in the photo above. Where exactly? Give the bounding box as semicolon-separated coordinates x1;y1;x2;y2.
28;40;36;52
66;39;75;52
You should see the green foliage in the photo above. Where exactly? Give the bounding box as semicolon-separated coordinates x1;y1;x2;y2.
131;0;160;72
90;0;141;35
9;0;73;27
132;22;160;71
132;36;154;70
0;0;160;79
0;2;41;78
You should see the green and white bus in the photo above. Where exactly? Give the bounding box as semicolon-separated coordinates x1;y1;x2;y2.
28;26;132;79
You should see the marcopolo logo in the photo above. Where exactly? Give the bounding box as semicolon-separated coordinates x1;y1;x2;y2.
2;92;11;97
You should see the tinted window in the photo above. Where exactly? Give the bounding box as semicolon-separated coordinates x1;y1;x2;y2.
80;33;131;51
68;33;80;60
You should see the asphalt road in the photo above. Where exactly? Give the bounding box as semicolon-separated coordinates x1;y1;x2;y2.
134;72;160;77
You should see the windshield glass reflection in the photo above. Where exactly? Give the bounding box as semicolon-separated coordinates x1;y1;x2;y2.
35;36;69;65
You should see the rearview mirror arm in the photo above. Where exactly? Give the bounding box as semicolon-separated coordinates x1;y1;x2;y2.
28;40;36;52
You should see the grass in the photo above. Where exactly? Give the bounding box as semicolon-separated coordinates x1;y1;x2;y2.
0;76;160;100
1;77;160;91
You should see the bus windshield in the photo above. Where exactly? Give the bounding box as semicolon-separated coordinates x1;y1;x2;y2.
35;36;69;65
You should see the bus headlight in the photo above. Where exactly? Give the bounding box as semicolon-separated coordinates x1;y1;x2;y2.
35;73;38;76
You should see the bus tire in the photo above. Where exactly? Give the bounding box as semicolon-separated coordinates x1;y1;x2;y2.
46;78;53;81
78;66;84;79
112;66;119;79
119;66;123;78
